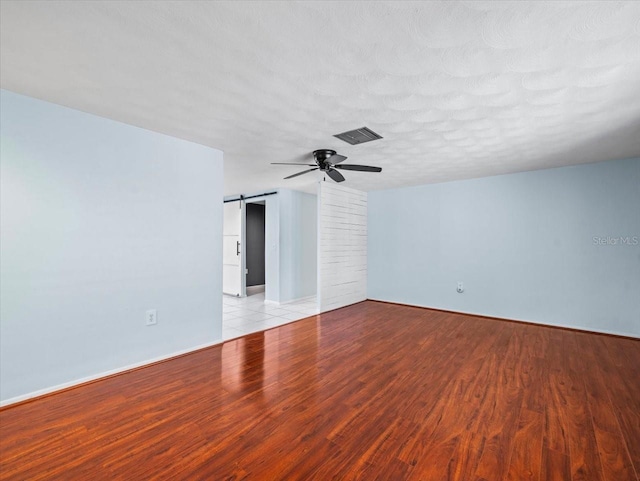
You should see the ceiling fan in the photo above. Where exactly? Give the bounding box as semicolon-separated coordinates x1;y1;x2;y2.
271;149;382;183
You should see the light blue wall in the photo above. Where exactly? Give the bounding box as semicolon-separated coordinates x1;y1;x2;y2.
278;189;317;302
263;195;281;303
368;158;640;337
0;91;224;403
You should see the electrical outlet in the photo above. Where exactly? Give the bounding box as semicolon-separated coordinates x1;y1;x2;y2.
457;282;464;294
146;309;157;326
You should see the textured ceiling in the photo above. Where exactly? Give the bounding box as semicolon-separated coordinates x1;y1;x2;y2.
2;1;640;195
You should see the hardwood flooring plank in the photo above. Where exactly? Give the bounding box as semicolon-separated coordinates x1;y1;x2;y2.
506;407;543;481
542;330;571;456
542;447;572;481
557;331;605;481
598;335;640;477
472;328;525;481
446;430;486;481
581;335;637;481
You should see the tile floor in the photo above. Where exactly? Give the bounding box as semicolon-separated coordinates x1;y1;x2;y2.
222;286;319;340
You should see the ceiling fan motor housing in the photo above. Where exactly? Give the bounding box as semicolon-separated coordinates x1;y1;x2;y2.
313;149;337;170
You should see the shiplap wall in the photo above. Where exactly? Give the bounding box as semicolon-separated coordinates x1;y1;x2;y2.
317;182;367;312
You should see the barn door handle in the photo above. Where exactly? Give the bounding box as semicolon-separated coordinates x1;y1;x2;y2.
236;241;240;256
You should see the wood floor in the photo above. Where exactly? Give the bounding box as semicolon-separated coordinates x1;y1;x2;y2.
1;301;639;480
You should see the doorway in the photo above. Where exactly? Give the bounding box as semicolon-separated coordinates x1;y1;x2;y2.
222;195;272;300
245;201;266;297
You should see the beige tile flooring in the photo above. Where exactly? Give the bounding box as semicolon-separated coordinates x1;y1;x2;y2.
222;285;319;340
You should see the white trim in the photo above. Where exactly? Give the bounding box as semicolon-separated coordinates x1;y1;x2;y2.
281;295;316;305
367;297;640;339
0;338;224;407
263;295;316;307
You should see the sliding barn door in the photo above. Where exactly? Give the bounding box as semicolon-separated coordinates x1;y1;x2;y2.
223;201;245;296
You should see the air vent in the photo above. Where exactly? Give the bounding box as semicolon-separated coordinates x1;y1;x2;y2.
334;127;383;145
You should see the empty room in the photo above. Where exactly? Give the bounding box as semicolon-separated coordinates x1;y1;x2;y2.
1;1;639;480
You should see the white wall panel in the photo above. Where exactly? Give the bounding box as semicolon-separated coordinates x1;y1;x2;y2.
318;182;367;312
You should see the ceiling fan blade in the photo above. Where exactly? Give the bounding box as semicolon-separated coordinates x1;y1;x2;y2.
334;164;382;172
284;168;318;179
326;168;345;182
327;154;347;164
272;162;316;166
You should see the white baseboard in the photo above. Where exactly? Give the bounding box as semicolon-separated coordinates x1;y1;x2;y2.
264;295;316;307
368;297;640;339
0;338;224;408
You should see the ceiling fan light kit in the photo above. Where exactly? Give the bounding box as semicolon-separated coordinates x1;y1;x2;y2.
271;149;382;183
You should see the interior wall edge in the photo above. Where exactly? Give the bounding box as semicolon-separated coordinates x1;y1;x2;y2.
0;337;224;409
367;297;640;340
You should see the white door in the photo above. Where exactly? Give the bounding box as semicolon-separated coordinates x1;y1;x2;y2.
223;201;244;296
